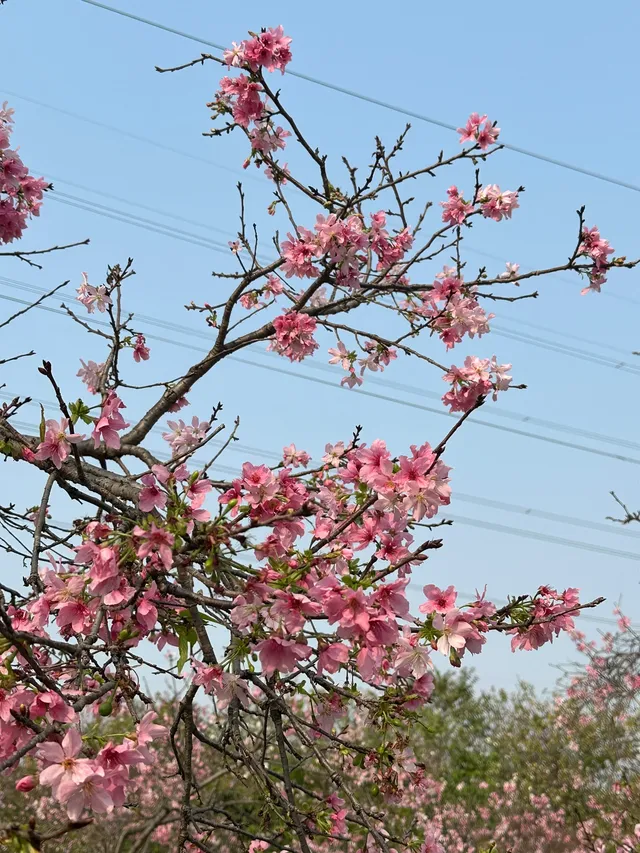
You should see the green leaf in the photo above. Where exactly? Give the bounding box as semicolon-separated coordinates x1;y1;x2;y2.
176;625;198;674
69;398;93;426
177;627;190;674
39;404;46;443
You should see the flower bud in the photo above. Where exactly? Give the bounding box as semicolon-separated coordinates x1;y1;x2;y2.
15;775;37;792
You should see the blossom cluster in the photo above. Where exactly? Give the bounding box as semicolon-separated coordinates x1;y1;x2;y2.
280;211;413;290
457;112;500;150
328;338;398;388
442;355;512;412
223;26;292;74
209;27;294;172
403;265;494;350
14;716;166;821
578;225;616;294
440;183;519;226
0;102;49;244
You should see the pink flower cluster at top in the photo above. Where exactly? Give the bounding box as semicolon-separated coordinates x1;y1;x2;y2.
442;355;512;412
18;715;167;821
223;26;292;74
457;113;500;150
212;28;293;171
0;102;49;244
578;225;615;294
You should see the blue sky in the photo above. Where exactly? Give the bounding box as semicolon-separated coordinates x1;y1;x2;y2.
1;0;639;692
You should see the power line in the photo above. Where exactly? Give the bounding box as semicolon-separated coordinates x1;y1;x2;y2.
7;90;639;369
5;416;635;622
0;89;257;184
78;0;640;195
1;396;281;462
7;83;639;319
466;246;640;309
2;282;640;467
454;493;640;540
491;324;640;376
419;514;640;562
49;193;233;255
7;397;640;538
22;159;640;378
12;502;629;627
40;171;239;239
10;416;639;564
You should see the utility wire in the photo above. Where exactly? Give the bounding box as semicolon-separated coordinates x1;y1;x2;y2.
19;159;640;377
466;246;640;309
39;171;241;239
6;82;640;317
2;284;640;466
6;270;639;455
419;515;640;562
453;493;640;540
12;417;637;563
5;418;635;622
7;399;640;539
49;194;232;255
77;0;640;195
0;89;257;184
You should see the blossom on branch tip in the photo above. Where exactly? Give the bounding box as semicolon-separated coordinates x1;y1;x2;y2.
457;112;500;150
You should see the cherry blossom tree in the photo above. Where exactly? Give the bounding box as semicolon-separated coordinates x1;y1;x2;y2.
0;25;637;853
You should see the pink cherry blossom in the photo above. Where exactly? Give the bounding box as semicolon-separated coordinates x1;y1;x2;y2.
132;334;150;362
433;609;474;656
77;359;104;394
282;443;310;468
269;311;319;361
241;26;292;74
57;771;113;821
457;112;500;150
478;184;519;222
138;473;167;513
92;391;128;450
31;691;76;723
162;416;209;455
440;186;474;225
38;728;92;792
133;524;175;569
254;636;312;675
317;643;349;675
280;229;320;278
76;272;112;314
419;584;457;614
35;418;84;469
